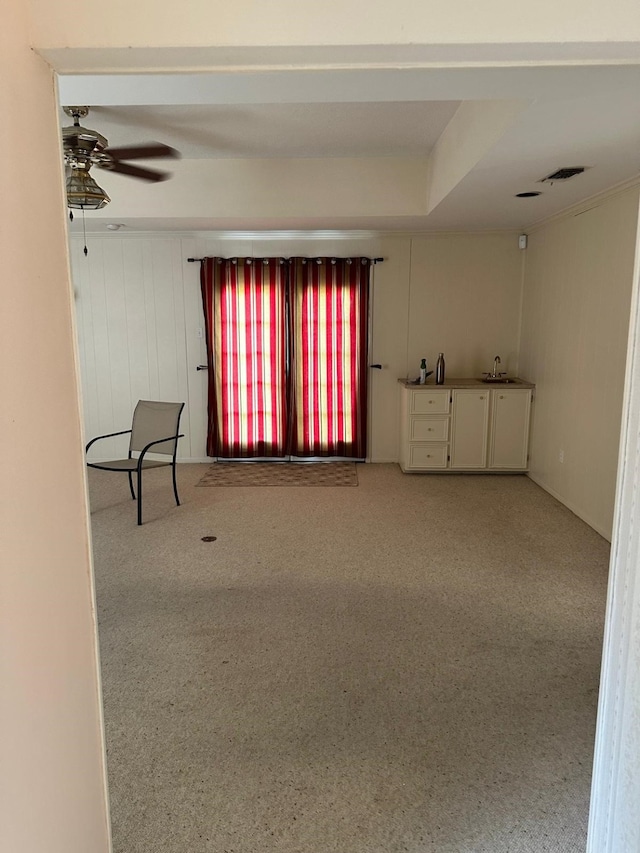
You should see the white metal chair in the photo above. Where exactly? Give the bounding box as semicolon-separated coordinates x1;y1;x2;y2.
86;400;185;525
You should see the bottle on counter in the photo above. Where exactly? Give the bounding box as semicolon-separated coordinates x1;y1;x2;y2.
435;352;446;385
419;358;427;384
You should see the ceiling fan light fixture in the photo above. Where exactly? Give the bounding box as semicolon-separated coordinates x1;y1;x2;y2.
65;170;111;210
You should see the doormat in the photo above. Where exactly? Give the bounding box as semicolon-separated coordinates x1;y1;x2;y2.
196;462;359;487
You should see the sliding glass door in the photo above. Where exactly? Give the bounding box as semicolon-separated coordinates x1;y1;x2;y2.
201;256;371;460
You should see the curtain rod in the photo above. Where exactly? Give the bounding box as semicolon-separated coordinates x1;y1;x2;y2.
187;256;384;263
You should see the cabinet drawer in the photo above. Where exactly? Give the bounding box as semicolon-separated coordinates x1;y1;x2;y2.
410;389;450;415
409;444;449;469
410;416;449;442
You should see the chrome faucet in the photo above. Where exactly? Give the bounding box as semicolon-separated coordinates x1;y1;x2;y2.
482;355;507;381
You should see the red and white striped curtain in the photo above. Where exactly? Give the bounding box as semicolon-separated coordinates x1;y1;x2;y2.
288;257;370;458
201;256;370;459
200;258;288;458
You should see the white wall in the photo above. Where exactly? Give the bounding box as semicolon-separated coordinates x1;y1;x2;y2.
72;230;523;464
588;198;640;851
71;236;194;460
30;0;640;70
1;2;110;853
519;185;640;540
408;232;523;378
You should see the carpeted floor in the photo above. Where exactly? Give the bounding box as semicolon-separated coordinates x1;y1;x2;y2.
196;461;358;487
87;464;610;853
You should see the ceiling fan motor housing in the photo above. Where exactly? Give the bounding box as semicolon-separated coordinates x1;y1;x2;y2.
62;105;112;172
63;127;110;170
61;105;180;209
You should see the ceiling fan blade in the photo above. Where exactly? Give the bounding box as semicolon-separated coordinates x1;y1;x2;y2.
101;161;170;182
103;143;180;161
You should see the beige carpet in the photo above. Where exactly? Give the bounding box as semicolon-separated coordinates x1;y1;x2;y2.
87;464;609;853
196;461;358;487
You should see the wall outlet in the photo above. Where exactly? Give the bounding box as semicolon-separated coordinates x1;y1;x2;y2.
197;327;203;339
559;449;564;463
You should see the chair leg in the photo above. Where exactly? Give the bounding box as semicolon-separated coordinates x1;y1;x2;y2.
172;462;181;506
137;468;143;526
128;471;136;500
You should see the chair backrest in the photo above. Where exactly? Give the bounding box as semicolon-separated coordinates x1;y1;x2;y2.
129;400;185;456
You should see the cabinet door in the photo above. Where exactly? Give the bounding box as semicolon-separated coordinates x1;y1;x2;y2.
450;390;490;469
488;390;532;469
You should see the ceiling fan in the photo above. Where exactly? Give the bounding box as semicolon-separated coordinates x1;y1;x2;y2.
62;106;180;210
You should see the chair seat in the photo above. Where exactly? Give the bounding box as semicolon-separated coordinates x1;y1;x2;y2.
88;458;171;472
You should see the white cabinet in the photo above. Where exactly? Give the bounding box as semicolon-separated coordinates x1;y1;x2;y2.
450;390;490;469
488;389;532;469
410;390;450;415
410;416;449;442
399;383;532;473
408;443;449;469
399;388;451;471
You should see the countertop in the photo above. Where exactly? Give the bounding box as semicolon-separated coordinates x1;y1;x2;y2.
398;377;535;389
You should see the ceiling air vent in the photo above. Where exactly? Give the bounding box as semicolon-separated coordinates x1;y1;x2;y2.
539;167;586;183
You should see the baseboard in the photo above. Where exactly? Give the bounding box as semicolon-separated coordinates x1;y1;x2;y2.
526;472;611;542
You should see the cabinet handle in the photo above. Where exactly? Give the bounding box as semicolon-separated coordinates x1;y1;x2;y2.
428;400;433;404
480;396;485;400
428;427;433;431
499;395;504;399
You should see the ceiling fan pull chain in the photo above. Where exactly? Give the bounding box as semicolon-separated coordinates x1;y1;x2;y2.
82;208;88;257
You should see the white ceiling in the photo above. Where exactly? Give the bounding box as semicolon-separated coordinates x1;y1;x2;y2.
81;102;461;160
59;65;640;234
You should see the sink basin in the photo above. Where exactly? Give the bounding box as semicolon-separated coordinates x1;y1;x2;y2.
481;377;520;384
